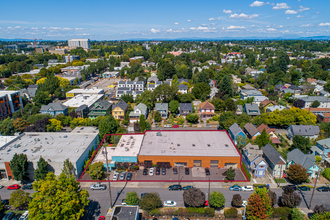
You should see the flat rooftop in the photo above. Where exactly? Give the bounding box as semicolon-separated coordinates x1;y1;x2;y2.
67;88;104;94
93;135;143;163
0;132;98;163
71;126;99;134
139;131;240;157
111;206;139;220
63;94;104;108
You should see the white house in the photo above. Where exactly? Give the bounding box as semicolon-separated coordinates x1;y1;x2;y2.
129;103;148;123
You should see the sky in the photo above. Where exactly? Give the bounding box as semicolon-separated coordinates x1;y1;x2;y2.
0;0;329;40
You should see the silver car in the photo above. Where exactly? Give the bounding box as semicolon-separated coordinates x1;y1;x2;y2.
119;172;126;180
90;183;106;190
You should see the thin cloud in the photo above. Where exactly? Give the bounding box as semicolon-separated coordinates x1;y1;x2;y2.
250;1;269;7
174;22;179;25
300;24;314;27
319;23;330;26
298;6;310;12
187;20;191;22
150;28;160;33
209;18;215;21
267;28;277;31
273;3;290;10
223;9;232;14
285;10;297;14
227;25;246;29
229;13;259;20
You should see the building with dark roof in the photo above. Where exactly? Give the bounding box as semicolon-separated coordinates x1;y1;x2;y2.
41;103;68;116
199;101;215;119
88;100;112;119
155;103;168;118
228;123;246;145
242;143;267;177
179;103;192;116
287;149;319;178
110;205;139;220
262;143;286;178
178;84;188;94
112;100;128;120
243;123;260;139
286;125;320;140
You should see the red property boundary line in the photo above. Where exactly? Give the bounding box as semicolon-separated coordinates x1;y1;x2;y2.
78;130;249;183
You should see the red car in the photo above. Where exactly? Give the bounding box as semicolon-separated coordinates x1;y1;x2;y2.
98;216;105;220
172;125;179;128
7;184;20;190
204;200;209;206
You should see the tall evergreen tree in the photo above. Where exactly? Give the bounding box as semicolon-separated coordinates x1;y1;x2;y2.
9;153;29;181
34;157;49;181
139;114;146;133
218;74;233;99
256;129;272;149
99;115;118;139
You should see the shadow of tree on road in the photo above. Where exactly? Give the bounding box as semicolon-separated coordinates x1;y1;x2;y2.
81;200;101;220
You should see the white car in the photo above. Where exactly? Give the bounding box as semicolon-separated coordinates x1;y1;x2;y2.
112;172;119;181
242;186;254;191
164;125;172;128
149;168;154;176
90;183;106;190
163;200;177;207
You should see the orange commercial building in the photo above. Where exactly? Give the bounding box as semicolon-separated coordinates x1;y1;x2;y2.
138;130;241;168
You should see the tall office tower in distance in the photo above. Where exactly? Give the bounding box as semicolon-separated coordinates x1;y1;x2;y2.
68;39;91;49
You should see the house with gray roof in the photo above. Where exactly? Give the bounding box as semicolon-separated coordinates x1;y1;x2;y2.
88;100;112;119
252;96;268;106
287;149;319;178
129;103;148;123
240;89;263;100
155;103;168;118
178;84;188;94
22;85;38;101
266;105;287;112
262;143;286;178
41;103;68;116
299;96;330;108
287;125;320;140
314;138;330;161
179;103;192;116
244;123;260;139
229;123;246;145
236;105;243;115
147;76;159;83
178;78;188;84
243;103;260;116
242;143;267;177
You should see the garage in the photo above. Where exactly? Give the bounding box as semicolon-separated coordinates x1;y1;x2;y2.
225;163;238;168
210;160;219;167
193;160;202;167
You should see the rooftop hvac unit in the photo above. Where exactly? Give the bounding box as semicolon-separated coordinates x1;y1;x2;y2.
59;149;63;152
63;135;67;138
75;150;79;153
48;159;51;162
125;147;129;151
130;136;133;139
67;142;70;145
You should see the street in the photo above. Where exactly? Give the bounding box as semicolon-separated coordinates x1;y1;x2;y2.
2;186;329;219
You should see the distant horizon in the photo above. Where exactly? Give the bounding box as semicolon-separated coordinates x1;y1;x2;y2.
1;0;329;40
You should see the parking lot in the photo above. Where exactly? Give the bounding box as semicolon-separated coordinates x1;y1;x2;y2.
109;167;247;182
87;78;120;93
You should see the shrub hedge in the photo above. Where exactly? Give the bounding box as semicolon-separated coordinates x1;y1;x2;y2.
241;163;251;181
224;207;238;218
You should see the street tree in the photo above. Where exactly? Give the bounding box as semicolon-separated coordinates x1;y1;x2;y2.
34;157;49;181
310;212;330;220
287;164;308;184
291;135;312;154
9;189;30;209
138;192;162;212
9;153;29;182
246;188;273;220
281;186;302;208
28;172;89;220
183;188;205;207
154;111;162;122
87;162;104;180
268;190;278;207
125;191;139;205
225;167;236;180
256;129;271;149
314;204;330;214
232;194;242;207
186;113;199;124
209;191;225;208
0;117;15;136
62;159;74;176
169;100;179;115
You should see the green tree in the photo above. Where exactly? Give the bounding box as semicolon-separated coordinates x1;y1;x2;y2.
178;93;195;103
281;186;302;208
183;188;205;207
192;82;211;99
225;167;236;180
9;189;30;209
154;111;162;122
291;135;312;154
232;194;242;207
139;115;146;133
311;100;321;108
87;162;104;180
9;153;29;182
138;192;162;212
209;191;225;208
186;113;199;124
28;172;90;220
99;115;118;139
169;100;179;115
256;129;271;149
218;74;233;99
34;157;49;181
0;117;15;135
62;159;74;176
125;191;139;205
287;164;308;184
120;94;134;103
291;208;305;220
33;91;52;105
311;212;330;220
246;187;273;220
153;83;178;103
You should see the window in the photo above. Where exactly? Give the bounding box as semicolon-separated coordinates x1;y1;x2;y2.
259;165;264;168
115;112;117;114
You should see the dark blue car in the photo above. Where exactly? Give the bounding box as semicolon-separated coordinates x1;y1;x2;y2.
229;185;242;191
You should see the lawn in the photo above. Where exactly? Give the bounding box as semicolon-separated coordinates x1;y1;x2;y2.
274;178;287;183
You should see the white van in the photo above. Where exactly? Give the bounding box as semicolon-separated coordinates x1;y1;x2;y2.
19;211;29;220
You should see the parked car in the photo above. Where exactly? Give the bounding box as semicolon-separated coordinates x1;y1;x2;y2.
204;125;212;128
282;185;296;191
163;200;177;207
205;168;210;175
183;186;194;190
242;186;254;191
119;172;126;180
3;212;15;220
297;186;311;191
126;173;132;181
156;168;160;175
121;199;127;205
19;211;28;220
22;183;33;190
169;185;182;191
317;186;330;192
7;184;20;190
185;168;189;175
0;184;3;189
204;200;209;206
143;168;148;175
172;125;179;128
98;216;105;220
164;124;172;128
2;199;9;210
229;185;242;191
149;167;154;176
173;167;178;174
12;214;21;220
162;168;166;175
90;183;106;190
112;172;119;180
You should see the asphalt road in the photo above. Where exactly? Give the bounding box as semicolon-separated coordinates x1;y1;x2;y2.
1;187;329;220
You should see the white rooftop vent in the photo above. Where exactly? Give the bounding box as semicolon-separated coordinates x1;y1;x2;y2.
75;150;79;153
59;149;63;152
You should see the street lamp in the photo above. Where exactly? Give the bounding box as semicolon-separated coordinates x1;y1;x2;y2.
242;199;248;220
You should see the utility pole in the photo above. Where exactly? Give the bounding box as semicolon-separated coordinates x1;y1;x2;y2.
208;178;210;207
104;142;113;208
308;144;327;209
